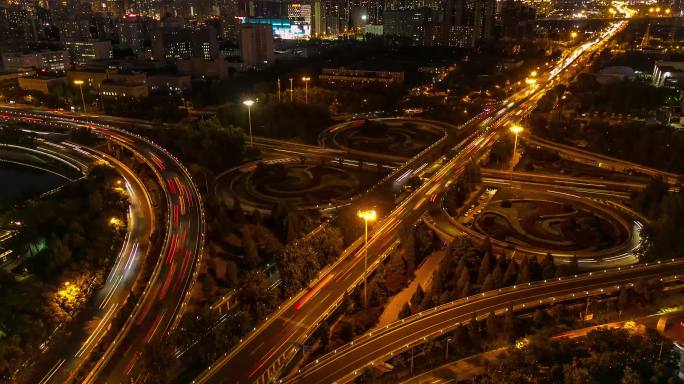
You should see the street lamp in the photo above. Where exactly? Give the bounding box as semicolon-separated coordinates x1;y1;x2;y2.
73;80;86;113
358;209;377;307
302;76;311;104
243;99;255;147
571;31;578;39
289;78;294;102
509;125;524;179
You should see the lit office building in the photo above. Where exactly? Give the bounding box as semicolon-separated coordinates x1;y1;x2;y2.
63;39;113;65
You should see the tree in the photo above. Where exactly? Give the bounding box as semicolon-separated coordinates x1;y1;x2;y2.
285;209;300;243
541;253;555;279
486;312;497;341
317;320;330;350
480;236;493;258
412;284;425;307
533;308;545;328
491;263;503;289
242;228;260;268
141;338;180;383
620;367;642;384
225;260;238;288
459;280;472;298
503;304;515;340
399;302;412;319
340;319;354;343
503;259;518;286
516;256;531;284
251;209;262;225
468;312;481;350
477;251;493;284
203;273;218;298
402;229;417;272
456;267;470;294
232;198;245;224
618;288;629;312
481;274;493;292
453;323;470;352
548;303;566;323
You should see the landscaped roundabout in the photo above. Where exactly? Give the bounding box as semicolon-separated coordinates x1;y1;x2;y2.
443;188;645;264
321;118;446;160
216;159;388;210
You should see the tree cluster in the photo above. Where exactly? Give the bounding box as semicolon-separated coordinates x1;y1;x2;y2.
146;117;245;172
444;163;481;215
631;178;684;261
220;101;333;144
276;226;344;297
476;328;681;384
0;164;128;380
405;237;575;317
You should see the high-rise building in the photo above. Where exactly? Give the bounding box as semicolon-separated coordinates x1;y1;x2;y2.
63;39;113;65
151;23;219;61
239;23;273;66
0;4;40;44
501;0;535;40
441;0;494;47
384;7;438;45
312;0;326;36
288;3;312;36
472;0;495;42
119;14;146;53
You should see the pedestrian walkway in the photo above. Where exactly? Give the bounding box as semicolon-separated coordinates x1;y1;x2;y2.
375;249;446;329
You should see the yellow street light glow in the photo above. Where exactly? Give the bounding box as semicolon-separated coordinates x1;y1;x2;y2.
525;77;537;85
243;100;255;146
73;80;84;85
357;209;377;222
530;70;538;77
571;31;578;39
302;76;311;82
358;208;377;308
109;217;123;226
510;125;524;135
666;8;671;14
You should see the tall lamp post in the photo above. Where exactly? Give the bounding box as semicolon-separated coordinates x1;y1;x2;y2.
302;76;311;104
357;209;377;307
243;99;255;146
73;80;86;113
289;78;294;102
509;124;523;180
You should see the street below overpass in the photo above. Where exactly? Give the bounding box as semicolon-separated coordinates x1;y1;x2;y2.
285;260;684;384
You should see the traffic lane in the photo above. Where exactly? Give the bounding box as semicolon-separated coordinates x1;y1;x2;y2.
97;209;201;382
207;228;400;384
63;121;203;381
291;262;684;383
195;30;605;382
17;139;154;384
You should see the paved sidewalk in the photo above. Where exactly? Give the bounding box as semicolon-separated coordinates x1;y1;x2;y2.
375;249;446;329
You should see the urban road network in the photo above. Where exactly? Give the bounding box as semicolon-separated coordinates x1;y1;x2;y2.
0;108;205;384
0;5;676;384
193;14;632;384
